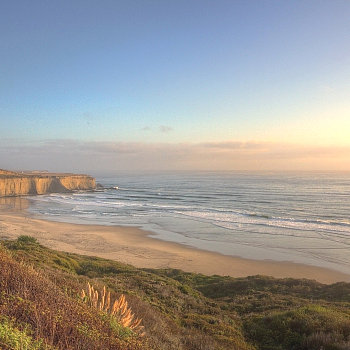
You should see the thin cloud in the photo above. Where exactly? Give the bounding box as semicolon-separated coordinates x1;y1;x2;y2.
159;126;173;133
201;141;266;150
141;126;151;131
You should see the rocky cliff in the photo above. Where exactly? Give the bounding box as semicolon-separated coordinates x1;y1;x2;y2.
0;170;96;197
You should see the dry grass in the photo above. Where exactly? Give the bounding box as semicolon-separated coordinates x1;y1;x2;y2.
81;283;145;336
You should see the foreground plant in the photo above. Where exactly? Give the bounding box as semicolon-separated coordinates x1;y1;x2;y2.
0;316;54;350
81;283;145;337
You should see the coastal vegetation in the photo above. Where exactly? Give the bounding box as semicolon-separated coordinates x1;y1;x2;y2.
1;235;350;350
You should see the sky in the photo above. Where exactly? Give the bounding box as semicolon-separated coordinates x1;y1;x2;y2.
1;0;350;175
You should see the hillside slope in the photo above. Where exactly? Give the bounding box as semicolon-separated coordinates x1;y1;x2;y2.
1;237;350;350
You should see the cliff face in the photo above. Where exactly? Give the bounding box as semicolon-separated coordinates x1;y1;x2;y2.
0;170;96;197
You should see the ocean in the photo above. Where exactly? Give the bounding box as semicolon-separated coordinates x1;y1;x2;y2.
27;172;350;274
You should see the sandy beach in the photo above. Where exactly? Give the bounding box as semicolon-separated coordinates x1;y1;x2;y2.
0;198;349;284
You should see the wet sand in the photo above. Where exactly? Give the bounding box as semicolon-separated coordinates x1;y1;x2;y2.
0;199;349;284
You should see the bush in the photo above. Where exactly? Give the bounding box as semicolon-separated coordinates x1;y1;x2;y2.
245;305;350;350
0;316;53;350
17;236;39;244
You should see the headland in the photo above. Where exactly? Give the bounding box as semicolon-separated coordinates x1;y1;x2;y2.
0;169;96;197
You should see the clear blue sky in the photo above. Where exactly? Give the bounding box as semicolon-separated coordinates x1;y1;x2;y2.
1;1;350;174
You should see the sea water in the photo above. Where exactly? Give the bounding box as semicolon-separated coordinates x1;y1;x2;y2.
27;172;350;274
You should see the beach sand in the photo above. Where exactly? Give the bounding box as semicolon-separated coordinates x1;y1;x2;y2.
0;198;349;284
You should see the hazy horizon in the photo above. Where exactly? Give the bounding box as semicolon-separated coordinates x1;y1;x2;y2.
2;139;350;176
1;1;349;174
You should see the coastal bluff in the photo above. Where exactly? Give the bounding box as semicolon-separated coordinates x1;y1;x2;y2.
0;169;96;197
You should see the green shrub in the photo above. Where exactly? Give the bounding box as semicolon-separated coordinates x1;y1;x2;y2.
17;236;38;244
245;305;350;350
0;316;52;350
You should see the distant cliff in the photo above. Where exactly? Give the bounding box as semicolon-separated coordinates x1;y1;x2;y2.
0;170;96;197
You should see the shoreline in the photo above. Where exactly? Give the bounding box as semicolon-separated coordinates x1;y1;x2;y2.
0;200;349;284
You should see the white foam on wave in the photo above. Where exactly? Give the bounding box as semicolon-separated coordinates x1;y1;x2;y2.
26;173;350;272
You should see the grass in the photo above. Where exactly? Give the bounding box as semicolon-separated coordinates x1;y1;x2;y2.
82;283;145;335
1;236;350;350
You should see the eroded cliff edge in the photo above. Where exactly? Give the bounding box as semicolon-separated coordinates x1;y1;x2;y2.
0;169;96;197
